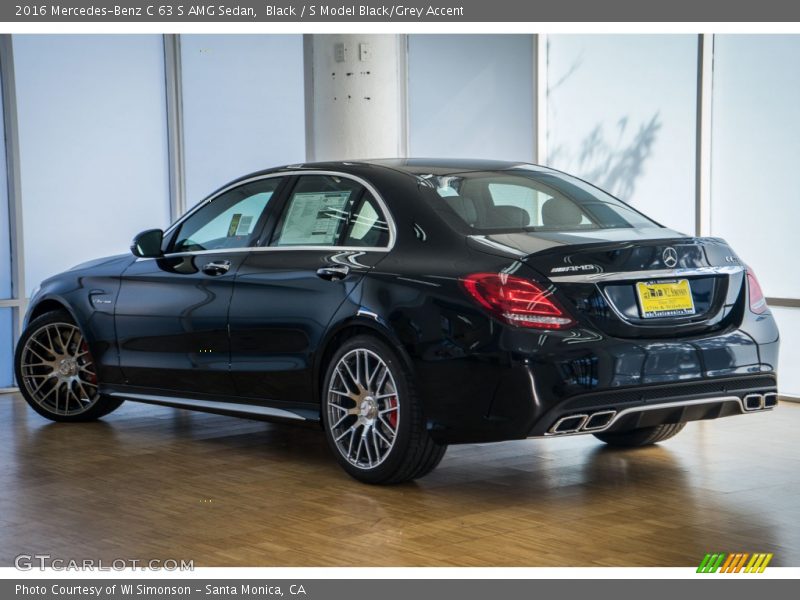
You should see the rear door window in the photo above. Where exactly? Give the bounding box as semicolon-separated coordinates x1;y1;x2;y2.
272;175;390;248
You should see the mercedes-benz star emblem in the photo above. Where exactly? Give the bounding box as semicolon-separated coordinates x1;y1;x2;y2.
663;247;678;268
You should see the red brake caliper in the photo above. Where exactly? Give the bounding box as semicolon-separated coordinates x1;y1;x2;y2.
387;397;398;429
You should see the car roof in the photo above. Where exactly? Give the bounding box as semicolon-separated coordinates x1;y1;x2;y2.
264;158;555;177
214;158;559;199
361;158;555;176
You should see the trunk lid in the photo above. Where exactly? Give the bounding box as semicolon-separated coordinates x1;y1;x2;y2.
468;228;747;338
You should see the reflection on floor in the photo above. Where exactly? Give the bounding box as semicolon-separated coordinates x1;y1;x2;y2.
0;393;798;567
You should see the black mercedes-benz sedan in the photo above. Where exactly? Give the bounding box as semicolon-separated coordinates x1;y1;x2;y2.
14;159;780;484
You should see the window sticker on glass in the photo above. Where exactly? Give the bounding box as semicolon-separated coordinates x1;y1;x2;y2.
227;214;243;237
437;186;459;197
279;191;351;245
235;215;254;236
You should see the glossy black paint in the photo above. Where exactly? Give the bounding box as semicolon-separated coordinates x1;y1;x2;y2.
23;159;780;443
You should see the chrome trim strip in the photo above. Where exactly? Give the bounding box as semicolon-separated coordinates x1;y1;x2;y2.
743;393;764;411
550;413;589;434
109;392;306;421
549;265;743;283
538;395;747;438
161;169;397;253
582;410;617;431
135;244;391;262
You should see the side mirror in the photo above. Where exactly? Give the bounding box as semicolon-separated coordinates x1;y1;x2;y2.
131;229;164;258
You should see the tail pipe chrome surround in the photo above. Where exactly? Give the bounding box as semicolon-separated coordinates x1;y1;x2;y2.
549;410;617;435
544;393;778;437
744;392;779;411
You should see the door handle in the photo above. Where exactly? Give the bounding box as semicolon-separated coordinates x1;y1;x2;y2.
316;264;351;281
201;260;231;276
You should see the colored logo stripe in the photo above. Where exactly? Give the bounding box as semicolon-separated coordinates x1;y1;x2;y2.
698;552;773;573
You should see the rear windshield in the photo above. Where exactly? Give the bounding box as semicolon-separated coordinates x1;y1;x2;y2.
424;170;659;232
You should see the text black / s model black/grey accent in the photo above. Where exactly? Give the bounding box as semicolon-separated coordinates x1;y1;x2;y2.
14;159;780;484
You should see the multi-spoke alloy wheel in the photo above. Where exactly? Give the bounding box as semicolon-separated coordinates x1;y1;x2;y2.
19;322;100;416
15;310;124;422
327;348;400;469
322;335;447;484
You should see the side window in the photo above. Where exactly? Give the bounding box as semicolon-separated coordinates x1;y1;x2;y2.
272;175;363;247
342;193;390;247
170;178;282;253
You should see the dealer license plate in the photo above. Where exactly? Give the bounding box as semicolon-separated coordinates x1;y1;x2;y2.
635;279;696;318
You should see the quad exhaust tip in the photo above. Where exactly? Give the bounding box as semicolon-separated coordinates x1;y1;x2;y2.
744;393;779;411
548;392;778;435
549;410;617;435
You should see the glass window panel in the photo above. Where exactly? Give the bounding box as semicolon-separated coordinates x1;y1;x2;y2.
546;35;698;235
171;179;281;252
408;35;534;161
710;35;800;299
14;35;171;296
770;307;800;397
0;68;10;300
181;35;306;205
272;176;363;247
342;194;390;247
0;308;12;388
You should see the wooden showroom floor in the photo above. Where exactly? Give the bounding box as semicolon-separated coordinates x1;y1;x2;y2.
1;392;799;567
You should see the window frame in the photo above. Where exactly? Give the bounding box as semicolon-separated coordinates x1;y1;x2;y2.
159;170;396;257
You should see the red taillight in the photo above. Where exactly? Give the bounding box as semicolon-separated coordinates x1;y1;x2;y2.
746;268;768;314
461;273;575;329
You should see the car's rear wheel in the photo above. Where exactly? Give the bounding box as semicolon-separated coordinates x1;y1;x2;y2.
593;422;686;447
322;335;446;484
14;310;124;422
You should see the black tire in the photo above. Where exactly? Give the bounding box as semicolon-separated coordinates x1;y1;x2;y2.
321;334;446;484
14;309;124;422
593;422;686;447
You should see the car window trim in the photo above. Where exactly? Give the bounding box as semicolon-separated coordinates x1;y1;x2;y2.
161;170;396;256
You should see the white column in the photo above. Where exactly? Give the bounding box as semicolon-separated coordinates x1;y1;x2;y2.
306;34;406;161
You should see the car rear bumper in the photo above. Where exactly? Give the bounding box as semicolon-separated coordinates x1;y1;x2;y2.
416;326;779;444
527;377;778;438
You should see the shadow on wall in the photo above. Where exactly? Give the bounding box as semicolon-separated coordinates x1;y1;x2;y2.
547;44;662;202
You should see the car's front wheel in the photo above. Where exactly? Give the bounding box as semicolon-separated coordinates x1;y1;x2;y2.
14;309;124;422
322;335;446;484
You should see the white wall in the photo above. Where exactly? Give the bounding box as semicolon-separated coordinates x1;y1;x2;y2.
181;35;306;205
408;34;534;161
310;34;405;161
546;35;698;235
13;35;171;294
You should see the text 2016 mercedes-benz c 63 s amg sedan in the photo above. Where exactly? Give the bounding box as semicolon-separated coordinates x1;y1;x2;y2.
14;159;780;484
